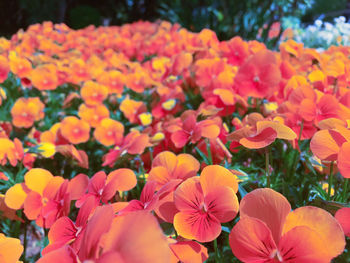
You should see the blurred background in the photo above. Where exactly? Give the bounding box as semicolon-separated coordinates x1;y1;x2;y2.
1;0;350;48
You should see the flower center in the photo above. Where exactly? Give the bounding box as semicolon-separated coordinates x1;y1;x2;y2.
253;75;260;82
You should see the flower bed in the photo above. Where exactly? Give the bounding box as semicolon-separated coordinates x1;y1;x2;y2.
0;21;349;262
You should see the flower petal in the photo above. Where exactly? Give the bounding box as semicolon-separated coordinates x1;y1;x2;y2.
240;188;291;244
338;142;350;178
229;217;277;262
174;211;221;242
200;165;238;194
335;207;350;237
283;206;345;259
239;127;277;149
24;168;53;196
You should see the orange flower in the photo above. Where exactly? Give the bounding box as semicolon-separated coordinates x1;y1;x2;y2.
11;97;45;128
0;138;23;166
80;80;108;106
0;233;23;263
97;70;126;94
31;64;58;90
221;36;249;66
229;188;345;262
173;165;239;242
94;118;124;146
119;96;146;123
4;168;70;227
148;151;200;190
60;116;90;144
78;103;109;128
8;52;32;78
310;125;350;178
234;50;281;99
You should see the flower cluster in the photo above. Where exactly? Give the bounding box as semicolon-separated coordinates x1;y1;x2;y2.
0;20;349;262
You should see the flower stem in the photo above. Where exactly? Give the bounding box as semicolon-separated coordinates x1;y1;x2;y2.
214;238;221;263
342;178;348;202
327;162;334;200
265;147;270;188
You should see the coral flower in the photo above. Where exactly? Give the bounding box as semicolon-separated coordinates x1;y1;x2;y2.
60;116;90;144
335;207;350;237
39;209;171;263
94;118;124;146
0;55;9;83
170;111;221;148
98;70;126;94
80;80;108;106
76;169;137;207
229;188;345;262
8;52;32;78
11;97;45;128
234;50;281;99
169;239;208;263
174;165;239;242
0;234;23;263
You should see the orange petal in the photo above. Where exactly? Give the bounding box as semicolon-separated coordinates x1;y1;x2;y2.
229;217;276;262
283;206;345;259
0;234;24;263
106;168;137;191
338;142;350;178
256;121;296;140
239;127;277;149
200;165;238;194
204;186;239;223
102;211;170;263
174;211;221;242
279;226;332;262
24;168;53;195
299;99;316;122
335;207;350;237
173;153;200;180
152;151;177;172
4;183;27;209
199;120;220;139
148;166;171;189
310;129;345;161
240;188;291;244
43;176;65;200
169;240;208;263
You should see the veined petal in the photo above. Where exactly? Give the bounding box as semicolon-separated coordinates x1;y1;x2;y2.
174;211;221;242
279;226;330;263
229;217;277;262
204;186;239;223
174;177;203;211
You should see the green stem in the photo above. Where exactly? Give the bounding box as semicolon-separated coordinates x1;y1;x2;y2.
214;238;221;263
23;219;28;262
298;120;304;148
342;178;348;202
265;148;270;188
206;139;213;165
328;162;334;200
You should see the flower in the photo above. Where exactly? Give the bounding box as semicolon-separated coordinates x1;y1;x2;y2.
173;165;239;242
229;188;345;262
